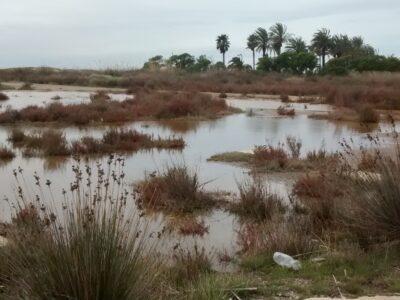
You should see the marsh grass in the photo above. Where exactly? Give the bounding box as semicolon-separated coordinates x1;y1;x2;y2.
230;179;286;221
358;105;380;123
237;215;316;258
136;165;216;214
0;146;15;160
342;145;400;244
0;156;161;299
253;144;288;168
2;69;400;109
277;106;295;116
0;91;236;125
8;128;184;157
286;135;302;159
170;245;212;286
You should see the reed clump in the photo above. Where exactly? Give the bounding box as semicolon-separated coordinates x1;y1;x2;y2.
8;128;184;157
136;165;216;214
0;156;161;300
230;179;286;221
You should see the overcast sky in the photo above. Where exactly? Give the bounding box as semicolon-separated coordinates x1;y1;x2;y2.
1;0;399;69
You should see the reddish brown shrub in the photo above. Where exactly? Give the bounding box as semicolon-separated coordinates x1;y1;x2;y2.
253;145;288;167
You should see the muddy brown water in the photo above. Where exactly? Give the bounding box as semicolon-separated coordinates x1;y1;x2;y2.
0;91;395;266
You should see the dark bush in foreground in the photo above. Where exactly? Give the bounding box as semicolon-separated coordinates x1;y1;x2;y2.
344;149;400;244
0;158;160;299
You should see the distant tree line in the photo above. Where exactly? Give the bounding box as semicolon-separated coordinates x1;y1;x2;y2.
142;24;400;75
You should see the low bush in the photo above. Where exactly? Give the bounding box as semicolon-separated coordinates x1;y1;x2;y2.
8;130;70;156
0;91;236;125
358;106;380;123
0;157;160;299
343;149;400;244
237;216;316;257
253;144;288;168
0;146;15;160
292;172;344;230
277;106;295;116
8;128;184;157
136;165;216;213
170;246;212;286
230;180;286;221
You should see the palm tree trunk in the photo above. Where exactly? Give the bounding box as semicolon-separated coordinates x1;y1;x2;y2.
322;52;326;68
252;51;255;70
223;52;226;66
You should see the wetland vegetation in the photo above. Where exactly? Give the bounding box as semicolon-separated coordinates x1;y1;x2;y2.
1;22;400;300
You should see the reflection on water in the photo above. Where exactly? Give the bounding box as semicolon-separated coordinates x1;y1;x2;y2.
0;93;393;259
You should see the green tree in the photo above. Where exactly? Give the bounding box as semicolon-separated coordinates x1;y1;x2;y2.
350;36;375;57
192;55;212;72
254;27;270;58
143;55;164;70
247;34;258;69
269;23;289;55
212;61;226;70
311;28;332;69
291;52;318;74
256;56;273;72
216;34;230;66
330;34;352;58
228;56;245;70
168;53;195;70
286;37;308;54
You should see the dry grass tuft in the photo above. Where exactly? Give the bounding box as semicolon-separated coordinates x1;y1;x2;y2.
230;179;286;221
0;146;15;160
0;91;236;125
358;106;380;123
277;106;295;116
136;165;216;214
253;144;288;168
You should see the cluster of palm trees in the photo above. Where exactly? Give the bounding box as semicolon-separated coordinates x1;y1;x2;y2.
216;24;375;70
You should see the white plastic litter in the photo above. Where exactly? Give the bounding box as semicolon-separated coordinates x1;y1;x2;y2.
273;252;301;270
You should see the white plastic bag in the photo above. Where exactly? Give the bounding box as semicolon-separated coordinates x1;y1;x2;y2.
273;252;301;270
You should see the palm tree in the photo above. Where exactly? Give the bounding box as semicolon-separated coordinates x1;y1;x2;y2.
247;34;258;69
286;37;308;53
216;34;230;66
269;23;289;55
311;28;332;68
254;28;270;58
